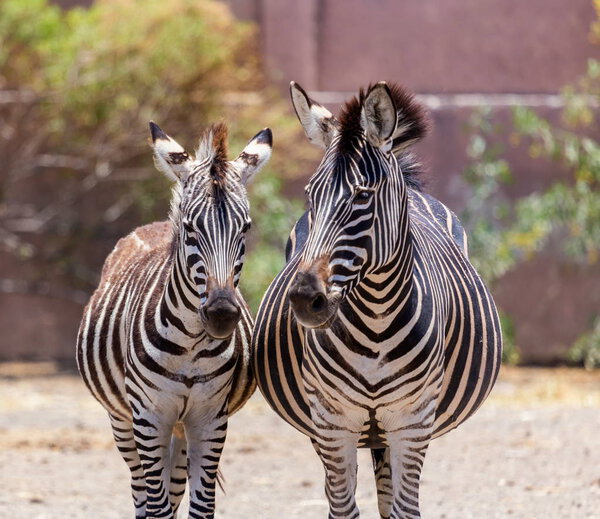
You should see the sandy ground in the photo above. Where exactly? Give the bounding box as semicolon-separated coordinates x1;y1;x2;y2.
0;363;599;519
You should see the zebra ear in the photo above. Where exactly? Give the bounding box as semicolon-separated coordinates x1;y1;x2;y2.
290;81;338;148
231;128;272;185
361;82;398;149
149;121;192;182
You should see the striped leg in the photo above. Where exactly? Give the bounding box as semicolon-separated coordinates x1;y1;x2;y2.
169;424;188;517
185;405;229;519
386;433;430;519
109;415;147;519
312;432;360;519
372;448;393;519
131;410;175;519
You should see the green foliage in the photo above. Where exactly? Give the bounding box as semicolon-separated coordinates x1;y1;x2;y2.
499;312;520;365
241;174;304;312
568;317;600;369
0;0;310;309
462;60;600;366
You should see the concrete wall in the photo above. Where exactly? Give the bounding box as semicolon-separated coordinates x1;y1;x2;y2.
3;0;598;363
223;0;600;363
226;0;598;92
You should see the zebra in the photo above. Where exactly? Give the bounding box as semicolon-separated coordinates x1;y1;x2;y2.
76;120;271;519
253;81;502;519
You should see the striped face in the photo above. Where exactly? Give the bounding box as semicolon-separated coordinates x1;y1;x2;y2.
288;82;417;328
151;122;272;338
292;135;405;329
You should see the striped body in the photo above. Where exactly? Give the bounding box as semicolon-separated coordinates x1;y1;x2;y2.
77;220;254;422
253;82;502;518
255;190;500;444
77;123;271;519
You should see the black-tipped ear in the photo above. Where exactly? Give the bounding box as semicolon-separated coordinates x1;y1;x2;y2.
149;121;169;143
231;127;273;185
254;127;272;146
149;122;192;182
290;81;338;148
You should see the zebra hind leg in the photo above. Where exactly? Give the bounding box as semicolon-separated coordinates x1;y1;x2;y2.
169;424;188;517
109;414;147;519
372;447;393;519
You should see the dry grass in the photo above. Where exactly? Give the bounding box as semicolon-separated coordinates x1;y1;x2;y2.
489;366;600;407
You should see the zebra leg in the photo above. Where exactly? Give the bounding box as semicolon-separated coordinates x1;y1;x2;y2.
184;405;229;519
372;447;393;519
312;433;360;519
169;423;188;517
109;414;147;519
386;433;430;519
131;412;175;519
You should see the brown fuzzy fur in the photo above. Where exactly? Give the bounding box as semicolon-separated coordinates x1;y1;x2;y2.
337;82;429;156
208;121;229;184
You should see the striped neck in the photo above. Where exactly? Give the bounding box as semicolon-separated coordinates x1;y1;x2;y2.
155;243;204;345
347;188;415;325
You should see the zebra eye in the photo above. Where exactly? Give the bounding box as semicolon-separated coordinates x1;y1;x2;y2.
354;188;374;203
241;221;251;233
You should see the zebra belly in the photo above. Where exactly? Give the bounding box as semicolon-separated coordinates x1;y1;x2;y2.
76;293;131;421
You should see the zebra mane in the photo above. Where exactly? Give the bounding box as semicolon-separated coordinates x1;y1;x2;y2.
196;121;229;184
337;83;429;191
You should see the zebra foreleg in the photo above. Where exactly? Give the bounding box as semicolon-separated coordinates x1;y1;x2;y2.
372;447;393;519
184;409;228;519
132;411;175;519
386;433;430;519
311;432;360;519
109;414;147;519
169;424;188;517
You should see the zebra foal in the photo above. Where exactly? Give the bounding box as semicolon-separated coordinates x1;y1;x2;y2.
253;82;502;518
77;121;271;518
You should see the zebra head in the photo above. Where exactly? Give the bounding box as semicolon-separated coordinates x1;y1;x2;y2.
288;82;427;329
150;121;272;338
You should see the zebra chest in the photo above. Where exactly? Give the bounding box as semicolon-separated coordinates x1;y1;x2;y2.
128;330;238;391
305;332;440;403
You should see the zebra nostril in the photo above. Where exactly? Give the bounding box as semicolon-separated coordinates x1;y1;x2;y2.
310;293;327;313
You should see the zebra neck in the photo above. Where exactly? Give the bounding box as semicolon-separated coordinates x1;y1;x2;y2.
155;250;204;345
344;212;416;331
352;247;413;315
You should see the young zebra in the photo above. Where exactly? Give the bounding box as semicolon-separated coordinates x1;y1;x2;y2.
253;82;502;519
77;121;271;519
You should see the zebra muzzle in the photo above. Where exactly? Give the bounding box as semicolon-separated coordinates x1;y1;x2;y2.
289;269;339;329
199;287;241;339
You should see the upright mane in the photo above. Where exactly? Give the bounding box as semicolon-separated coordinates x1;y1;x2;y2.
197;121;229;185
337;82;429;190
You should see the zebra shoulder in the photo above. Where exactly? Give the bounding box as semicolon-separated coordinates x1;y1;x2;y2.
409;191;468;257
100;221;172;281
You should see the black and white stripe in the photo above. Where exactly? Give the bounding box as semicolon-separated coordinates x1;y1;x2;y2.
253;82;502;518
77;122;271;519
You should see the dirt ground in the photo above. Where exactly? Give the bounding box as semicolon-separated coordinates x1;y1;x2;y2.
0;363;598;519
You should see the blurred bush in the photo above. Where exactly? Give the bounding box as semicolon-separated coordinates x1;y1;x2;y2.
462;55;600;365
0;0;309;312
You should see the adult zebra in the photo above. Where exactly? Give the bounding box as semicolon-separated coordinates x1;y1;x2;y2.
77;121;271;519
253;82;502;519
